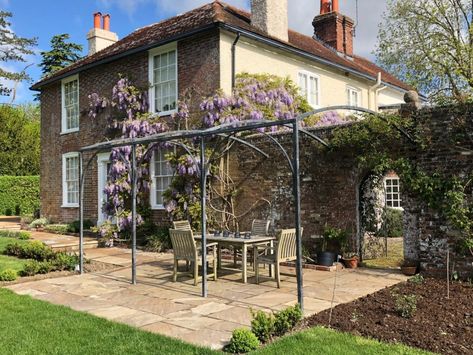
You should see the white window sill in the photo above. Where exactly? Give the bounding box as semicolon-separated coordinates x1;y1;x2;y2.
61;204;79;208
151;205;166;211
61;128;79;135
155;109;177;117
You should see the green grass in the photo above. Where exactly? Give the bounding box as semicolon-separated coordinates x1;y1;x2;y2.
0;288;434;355
253;327;434;355
363;238;404;269
0;288;217;355
0;238;30;273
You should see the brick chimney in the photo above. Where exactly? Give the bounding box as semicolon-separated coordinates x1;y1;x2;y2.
251;0;288;42
87;12;118;55
312;0;354;57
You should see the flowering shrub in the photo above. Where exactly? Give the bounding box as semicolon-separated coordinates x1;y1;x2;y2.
87;73;352;237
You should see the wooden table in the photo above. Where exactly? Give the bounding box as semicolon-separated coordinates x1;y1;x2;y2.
195;234;275;283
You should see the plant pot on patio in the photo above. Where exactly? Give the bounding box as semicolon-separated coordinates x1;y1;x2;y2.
401;259;419;276
317;251;336;266
342;256;359;269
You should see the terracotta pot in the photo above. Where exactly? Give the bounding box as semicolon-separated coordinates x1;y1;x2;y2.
343;257;358;269
401;266;417;276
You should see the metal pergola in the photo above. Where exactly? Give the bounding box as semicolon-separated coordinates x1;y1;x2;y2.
78;106;378;311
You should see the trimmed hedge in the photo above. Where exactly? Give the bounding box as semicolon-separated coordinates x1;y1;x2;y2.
0;176;39;216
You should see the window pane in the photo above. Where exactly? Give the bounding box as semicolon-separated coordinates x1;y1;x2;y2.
153;50;177;113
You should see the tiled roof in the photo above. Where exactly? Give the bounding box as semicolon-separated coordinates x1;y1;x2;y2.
32;1;411;91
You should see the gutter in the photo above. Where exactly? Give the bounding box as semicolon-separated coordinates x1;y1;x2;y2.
231;32;241;89
218;23;411;95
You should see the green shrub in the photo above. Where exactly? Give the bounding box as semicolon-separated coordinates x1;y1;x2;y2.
392;292;417;318
273;305;303;336
45;224;69;234
0;176;39;216
37;261;53;274
67;220;94;233
225;328;259;354
17;231;31;240
0;269;17;281
29;218;48;229
377;208;403;238
4;242;24;257
52;253;79;271
20;260;40;276
0;230;31;240
20;214;34;225
4;241;54;261
409;274;424;285
250;310;274;343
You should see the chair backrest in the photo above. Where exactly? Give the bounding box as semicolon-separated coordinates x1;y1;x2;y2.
169;229;196;260
277;228;303;262
173;220;192;231
251;219;270;236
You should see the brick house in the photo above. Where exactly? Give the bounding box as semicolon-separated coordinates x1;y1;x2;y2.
32;0;412;225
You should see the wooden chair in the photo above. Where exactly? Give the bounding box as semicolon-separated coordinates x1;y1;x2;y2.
254;228;303;288
173;220;192;231
251;219;271;235
169;229;217;286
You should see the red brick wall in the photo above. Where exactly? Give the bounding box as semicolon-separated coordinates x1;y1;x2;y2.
40;29;220;224
312;12;354;56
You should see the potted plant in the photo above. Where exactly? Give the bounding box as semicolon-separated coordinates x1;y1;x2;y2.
317;226;348;266
401;259;418;276
342;252;359;269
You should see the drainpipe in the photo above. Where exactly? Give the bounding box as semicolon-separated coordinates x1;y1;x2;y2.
231;32;241;89
368;72;386;111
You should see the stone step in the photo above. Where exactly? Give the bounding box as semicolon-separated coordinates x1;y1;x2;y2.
50;240;99;252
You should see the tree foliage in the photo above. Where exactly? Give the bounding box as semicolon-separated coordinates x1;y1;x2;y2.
0;104;40;175
0;11;37;96
376;0;473;102
39;34;82;78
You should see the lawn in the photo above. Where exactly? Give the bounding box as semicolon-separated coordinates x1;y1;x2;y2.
0;288;433;355
363;237;403;269
0;237;30;273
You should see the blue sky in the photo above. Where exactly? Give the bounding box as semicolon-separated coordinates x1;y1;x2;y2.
0;0;387;104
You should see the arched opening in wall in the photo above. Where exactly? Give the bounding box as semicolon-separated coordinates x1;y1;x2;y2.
358;170;405;268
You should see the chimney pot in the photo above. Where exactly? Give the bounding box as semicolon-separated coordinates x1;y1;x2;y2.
93;12;102;29
332;0;339;12
103;14;110;31
320;0;331;14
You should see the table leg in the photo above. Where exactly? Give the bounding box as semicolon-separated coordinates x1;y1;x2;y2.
233;247;238;267
217;244;222;270
242;244;247;283
269;240;274;278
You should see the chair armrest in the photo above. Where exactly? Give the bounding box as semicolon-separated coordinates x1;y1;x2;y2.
196;242;218;250
255;245;276;253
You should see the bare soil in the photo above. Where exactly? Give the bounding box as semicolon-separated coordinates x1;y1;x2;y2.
306;278;473;355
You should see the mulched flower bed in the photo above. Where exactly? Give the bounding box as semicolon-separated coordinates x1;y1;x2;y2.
305;277;473;354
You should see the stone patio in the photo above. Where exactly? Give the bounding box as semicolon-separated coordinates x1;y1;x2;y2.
6;246;407;349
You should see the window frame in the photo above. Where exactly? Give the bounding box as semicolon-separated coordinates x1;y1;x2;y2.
61;75;80;134
62;152;80;208
298;70;320;108
346;85;362;108
384;177;402;209
148;43;178;116
150;150;174;210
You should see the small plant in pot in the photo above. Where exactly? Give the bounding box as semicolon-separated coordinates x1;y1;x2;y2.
401;259;418;276
317;226;348;266
342;251;359;269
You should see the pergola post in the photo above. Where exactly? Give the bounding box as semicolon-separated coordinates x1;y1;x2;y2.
79;152;84;274
200;137;208;297
292;121;304;310
131;144;137;285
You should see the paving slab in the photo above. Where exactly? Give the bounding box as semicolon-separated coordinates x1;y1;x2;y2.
5;246;407;350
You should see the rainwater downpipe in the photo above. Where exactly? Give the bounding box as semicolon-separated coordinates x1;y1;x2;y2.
231;32;241;89
368;72;386;111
